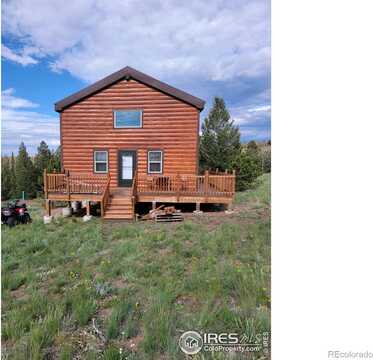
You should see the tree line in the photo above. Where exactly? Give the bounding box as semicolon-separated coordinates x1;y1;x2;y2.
1;97;270;201
199;97;271;190
1;142;61;201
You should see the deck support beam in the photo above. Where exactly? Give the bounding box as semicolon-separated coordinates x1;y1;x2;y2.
152;201;157;210
193;202;203;215
100;201;104;217
46;200;51;217
225;202;234;214
86;201;90;216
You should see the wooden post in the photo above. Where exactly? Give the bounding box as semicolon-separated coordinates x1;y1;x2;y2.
101;201;104;217
86;201;90;216
204;170;209;195
43;169;48;198
196;202;200;212
152;201;156;210
66;170;70;201
232;169;236;194
46;200;51;217
176;172;180;202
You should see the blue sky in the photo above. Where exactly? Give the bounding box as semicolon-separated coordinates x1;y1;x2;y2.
1;0;270;155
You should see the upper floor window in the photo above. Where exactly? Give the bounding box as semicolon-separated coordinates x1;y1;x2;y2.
114;110;142;128
94;150;108;173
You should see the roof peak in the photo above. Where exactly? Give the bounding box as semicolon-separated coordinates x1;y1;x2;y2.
55;66;205;112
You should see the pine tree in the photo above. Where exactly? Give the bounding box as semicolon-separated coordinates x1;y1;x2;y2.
9;152;17;198
51;146;61;172
1;157;12;200
199;97;241;171
15;142;37;199
34;141;52;191
246;140;259;153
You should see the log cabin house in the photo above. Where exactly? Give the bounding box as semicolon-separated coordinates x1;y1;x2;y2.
44;66;235;220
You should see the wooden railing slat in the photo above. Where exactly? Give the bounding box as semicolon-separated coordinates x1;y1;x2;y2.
135;173;235;197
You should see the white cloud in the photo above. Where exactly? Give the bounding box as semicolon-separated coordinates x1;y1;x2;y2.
1;44;38;66
2;0;270;83
1;89;59;154
231;104;271;125
2;88;39;109
240;127;270;140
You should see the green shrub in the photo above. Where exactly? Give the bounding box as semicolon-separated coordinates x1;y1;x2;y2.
28;305;63;359
260;146;271;173
106;299;133;339
2;308;32;340
102;346;121;360
142;291;175;355
231;150;262;191
2;272;26;291
71;287;97;326
59;344;74;360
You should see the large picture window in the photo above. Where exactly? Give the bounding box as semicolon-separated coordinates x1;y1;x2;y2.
148;150;163;174
114;110;142;128
94;150;108;173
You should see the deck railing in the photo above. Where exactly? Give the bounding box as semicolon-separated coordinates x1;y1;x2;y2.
136;170;235;198
44;170;235;202
44;170;109;198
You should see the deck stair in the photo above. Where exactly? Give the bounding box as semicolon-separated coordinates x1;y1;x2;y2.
103;189;134;220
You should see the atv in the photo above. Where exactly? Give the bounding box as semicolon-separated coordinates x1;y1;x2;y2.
1;200;32;227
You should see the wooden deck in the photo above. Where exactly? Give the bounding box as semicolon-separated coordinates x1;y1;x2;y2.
44;170;235;220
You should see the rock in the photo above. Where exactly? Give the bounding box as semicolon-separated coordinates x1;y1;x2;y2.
83;215;93;222
43;215;53;224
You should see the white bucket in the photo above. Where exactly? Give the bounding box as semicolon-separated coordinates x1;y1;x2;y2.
72;201;81;212
83;215;93;222
62;207;72;217
43;215;53;224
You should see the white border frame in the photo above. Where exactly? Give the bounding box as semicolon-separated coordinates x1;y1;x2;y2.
94;150;108;173
147;150;163;174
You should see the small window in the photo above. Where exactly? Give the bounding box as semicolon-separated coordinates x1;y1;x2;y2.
94;151;108;173
148;150;163;174
114;110;142;128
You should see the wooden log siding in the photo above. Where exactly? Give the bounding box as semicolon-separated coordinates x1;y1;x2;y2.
61;79;200;187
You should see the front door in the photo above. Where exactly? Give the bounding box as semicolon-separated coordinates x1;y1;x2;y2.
118;150;136;187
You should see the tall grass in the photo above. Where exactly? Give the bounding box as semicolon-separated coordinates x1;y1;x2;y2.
2;174;270;359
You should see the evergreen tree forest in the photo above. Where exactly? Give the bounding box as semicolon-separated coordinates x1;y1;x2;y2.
199;97;271;191
1;141;61;201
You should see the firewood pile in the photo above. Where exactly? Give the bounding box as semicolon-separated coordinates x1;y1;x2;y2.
140;205;183;222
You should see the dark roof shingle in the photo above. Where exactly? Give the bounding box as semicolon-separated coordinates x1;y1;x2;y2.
55;66;205;112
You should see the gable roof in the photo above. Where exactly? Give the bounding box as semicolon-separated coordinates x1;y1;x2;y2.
55;66;205;112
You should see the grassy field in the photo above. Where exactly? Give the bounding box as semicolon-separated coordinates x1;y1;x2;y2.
1;174;270;359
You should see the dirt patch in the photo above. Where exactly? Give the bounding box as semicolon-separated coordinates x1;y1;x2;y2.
175;294;200;309
10;284;27;300
158;247;172;256
97;307;112;322
112;277;127;290
120;331;144;352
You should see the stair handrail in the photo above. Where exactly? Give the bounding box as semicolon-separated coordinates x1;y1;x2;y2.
131;169;138;220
